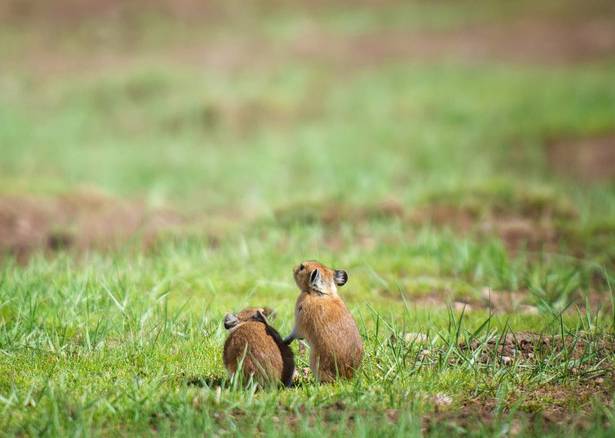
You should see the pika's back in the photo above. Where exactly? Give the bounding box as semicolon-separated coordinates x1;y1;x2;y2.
223;315;294;387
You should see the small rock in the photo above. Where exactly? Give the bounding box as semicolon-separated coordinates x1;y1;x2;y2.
419;349;431;360
404;332;429;343
434;393;453;407
501;356;512;365
454;302;473;312
519;304;539;315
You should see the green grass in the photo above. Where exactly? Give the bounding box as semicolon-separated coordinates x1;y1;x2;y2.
1;0;615;436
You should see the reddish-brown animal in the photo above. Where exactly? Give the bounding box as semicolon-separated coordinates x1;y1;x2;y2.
223;307;295;387
284;261;363;382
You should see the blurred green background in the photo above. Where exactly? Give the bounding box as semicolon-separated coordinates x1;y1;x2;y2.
2;0;614;208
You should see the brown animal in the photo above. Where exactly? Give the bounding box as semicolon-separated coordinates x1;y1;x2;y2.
284;261;363;382
223;307;295;387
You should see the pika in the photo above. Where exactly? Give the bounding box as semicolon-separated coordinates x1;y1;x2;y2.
284;261;363;382
223;307;295;387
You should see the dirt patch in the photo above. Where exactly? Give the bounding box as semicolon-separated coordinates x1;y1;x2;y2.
0;191;184;262
0;0;225;23
547;134;615;183
459;332;615;365
387;288;613;316
7;6;615;80
406;188;607;256
424;372;614;434
273;190;613;259
409;189;578;252
294;17;615;66
412;202;565;252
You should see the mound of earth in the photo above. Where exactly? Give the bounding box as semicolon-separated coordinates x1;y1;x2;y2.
547;134;615;183
0;191;183;261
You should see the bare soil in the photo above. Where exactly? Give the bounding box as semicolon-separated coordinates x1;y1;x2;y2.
274;193;588;254
0;191;183;262
424;333;615;433
295;18;615;66
424;370;614;434
272;191;615;267
459;332;615;366
4;4;615;79
0;0;223;22
408;191;580;253
547;134;615;183
412;203;564;252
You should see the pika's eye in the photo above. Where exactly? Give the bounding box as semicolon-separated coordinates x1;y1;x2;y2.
299;264;305;270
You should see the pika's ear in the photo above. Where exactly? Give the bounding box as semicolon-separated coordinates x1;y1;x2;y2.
309;268;325;293
334;270;348;286
223;313;239;330
261;307;275;320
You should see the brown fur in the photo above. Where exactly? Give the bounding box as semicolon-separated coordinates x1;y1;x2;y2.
222;307;294;387
289;260;363;382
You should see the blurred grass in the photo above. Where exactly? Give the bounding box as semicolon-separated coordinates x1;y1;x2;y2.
2;63;615;212
1;0;615;436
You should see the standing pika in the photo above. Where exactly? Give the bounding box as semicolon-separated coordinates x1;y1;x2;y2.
223;307;295;387
284;261;363;382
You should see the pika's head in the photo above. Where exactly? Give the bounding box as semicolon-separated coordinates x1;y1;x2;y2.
293;260;348;295
223;307;274;330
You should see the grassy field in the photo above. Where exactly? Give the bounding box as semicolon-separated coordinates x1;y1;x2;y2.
1;0;615;436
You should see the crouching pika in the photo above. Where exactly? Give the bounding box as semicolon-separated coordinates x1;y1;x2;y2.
223;307;295;387
284;261;363;382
